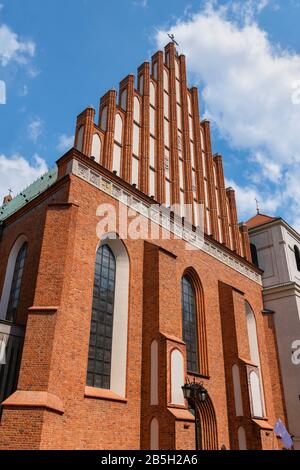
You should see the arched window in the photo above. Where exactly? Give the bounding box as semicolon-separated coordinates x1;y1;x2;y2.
294;245;300;272
87;244;116;390
5;242;28;323
76;126;84;152
181;276;199;373
250;243;259;268
86;238;130;396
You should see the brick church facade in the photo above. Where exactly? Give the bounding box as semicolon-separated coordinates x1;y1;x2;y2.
0;43;285;450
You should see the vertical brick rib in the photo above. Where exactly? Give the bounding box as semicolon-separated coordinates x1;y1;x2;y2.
138;63;150;194
226;187;241;254
165;43;180;206
214;154;230;247
75;107;95;157
120;75;135;182
191;87;206;230
99;90;116;170
179;54;193;221
202;120;219;239
152;51;165;204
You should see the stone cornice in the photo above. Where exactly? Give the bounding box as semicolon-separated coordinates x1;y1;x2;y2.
263;281;300;300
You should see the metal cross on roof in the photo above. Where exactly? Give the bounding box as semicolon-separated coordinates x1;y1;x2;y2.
167;33;179;47
255;198;260;214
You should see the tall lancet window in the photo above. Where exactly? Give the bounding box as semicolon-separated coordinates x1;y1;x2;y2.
87;244;116;390
182;276;199;373
294;245;300;272
6;242;28;323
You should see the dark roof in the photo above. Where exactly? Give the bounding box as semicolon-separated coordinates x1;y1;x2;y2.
0;166;58;222
245;213;279;229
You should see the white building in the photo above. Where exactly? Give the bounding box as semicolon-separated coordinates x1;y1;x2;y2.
247;213;300;450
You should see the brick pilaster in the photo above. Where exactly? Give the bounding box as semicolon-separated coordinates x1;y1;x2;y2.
120;75;135;183
226;187;241;255
75;107;96;157
152;51;165;204
179;54;193;222
99;90;116;170
214;154;230;247
202;120;219;239
165;43;180;207
138;62;150;195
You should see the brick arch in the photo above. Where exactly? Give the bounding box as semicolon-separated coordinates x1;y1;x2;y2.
196;393;218;450
182;267;209;376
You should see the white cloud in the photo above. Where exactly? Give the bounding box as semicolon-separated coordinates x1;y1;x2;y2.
0;79;5;104
251;152;282;183
0;24;35;67
19;84;28;97
134;0;148;7
0;154;48;204
156;1;300;225
28;118;43;142
230;0;272;23
56;134;74;152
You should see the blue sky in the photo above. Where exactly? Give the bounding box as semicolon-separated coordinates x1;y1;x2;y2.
1;0;300;227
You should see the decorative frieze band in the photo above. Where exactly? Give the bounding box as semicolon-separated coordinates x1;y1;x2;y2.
70;159;261;285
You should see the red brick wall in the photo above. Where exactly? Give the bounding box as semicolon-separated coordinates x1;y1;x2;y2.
0;172;283;450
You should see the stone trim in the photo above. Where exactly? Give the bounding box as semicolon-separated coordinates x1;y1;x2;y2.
84;386;127;403
2;390;64;414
